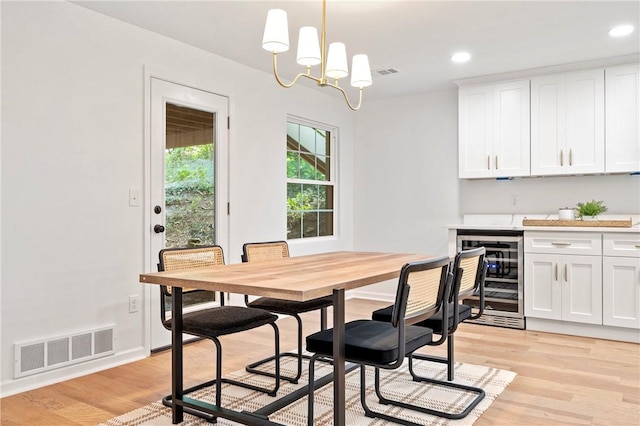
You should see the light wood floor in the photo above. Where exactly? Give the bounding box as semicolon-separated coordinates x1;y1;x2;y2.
1;299;639;425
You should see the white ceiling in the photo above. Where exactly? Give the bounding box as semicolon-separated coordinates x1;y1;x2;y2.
74;0;640;101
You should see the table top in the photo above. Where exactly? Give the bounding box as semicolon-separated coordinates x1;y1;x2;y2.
140;251;431;301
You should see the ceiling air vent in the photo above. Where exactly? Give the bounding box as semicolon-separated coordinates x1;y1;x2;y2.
374;68;399;76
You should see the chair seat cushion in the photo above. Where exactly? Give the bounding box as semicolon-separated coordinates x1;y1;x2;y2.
306;319;433;365
371;303;472;334
164;306;277;338
247;295;333;315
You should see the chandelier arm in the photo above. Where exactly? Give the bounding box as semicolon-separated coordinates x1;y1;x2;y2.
272;53;322;88
327;83;363;111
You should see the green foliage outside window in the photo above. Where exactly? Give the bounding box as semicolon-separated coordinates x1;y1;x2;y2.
165;144;215;247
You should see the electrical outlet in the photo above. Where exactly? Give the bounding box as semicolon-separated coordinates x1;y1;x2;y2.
510;195;518;207
129;295;139;313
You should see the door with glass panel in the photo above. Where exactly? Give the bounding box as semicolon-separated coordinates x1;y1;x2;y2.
148;78;229;350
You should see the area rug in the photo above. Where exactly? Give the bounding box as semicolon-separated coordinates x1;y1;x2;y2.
99;356;516;425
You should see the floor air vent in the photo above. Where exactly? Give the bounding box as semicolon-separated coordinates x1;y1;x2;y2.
14;326;114;378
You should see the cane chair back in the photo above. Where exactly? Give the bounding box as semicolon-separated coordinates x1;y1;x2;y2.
242;241;289;262
452;247;486;302
159;245;224;296
458;256;479;294
399;265;449;327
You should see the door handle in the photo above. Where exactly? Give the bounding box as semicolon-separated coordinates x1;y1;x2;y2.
560;149;564;166
551;242;571;246
564;264;568;282
487;155;490;170
555;263;558;281
154;224;165;233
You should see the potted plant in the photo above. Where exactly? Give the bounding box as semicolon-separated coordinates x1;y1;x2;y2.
576;199;608;220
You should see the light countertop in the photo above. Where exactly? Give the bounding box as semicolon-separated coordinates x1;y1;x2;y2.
447;214;640;233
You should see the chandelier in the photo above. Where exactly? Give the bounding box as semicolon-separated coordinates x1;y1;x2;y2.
261;0;372;111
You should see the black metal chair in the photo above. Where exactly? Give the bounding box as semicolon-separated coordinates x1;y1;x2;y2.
372;246;487;381
306;256;485;425
241;240;333;384
157;245;281;421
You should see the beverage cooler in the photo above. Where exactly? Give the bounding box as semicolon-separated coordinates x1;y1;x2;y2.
457;229;525;329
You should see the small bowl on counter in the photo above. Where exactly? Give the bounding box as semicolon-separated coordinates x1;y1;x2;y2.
558;208;576;220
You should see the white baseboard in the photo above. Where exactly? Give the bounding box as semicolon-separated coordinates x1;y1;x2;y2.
0;346;147;398
526;318;640;343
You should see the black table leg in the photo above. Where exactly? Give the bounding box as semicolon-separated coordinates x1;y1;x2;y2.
332;288;345;426
172;287;184;424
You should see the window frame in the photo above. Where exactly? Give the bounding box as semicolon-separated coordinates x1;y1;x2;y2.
286;115;338;241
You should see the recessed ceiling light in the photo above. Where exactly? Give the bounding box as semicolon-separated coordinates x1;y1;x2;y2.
609;25;634;37
451;52;471;63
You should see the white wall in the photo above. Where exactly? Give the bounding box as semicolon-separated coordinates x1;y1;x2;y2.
459;174;640;215
352;90;460;299
0;1;354;396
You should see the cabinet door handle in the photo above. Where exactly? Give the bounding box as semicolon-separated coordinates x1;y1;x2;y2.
560;149;564;166
564;264;568;282
569;149;573;166
487;155;490;170
495;155;499;170
635;244;640;248
555;263;558;281
551;242;571;246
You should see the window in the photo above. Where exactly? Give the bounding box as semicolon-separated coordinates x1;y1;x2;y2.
286;119;335;239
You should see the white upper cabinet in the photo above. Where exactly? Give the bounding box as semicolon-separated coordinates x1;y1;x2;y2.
605;63;640;173
459;80;530;178
531;68;605;176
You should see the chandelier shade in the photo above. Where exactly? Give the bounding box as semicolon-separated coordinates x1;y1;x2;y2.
296;27;322;66
350;54;372;88
325;42;348;79
262;9;289;53
262;0;371;111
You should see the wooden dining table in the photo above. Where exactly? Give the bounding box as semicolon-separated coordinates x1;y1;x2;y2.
140;250;431;425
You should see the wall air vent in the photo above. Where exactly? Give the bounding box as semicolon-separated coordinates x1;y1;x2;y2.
14;326;115;378
374;68;400;76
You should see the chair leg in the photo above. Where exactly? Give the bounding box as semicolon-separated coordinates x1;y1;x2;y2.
307;354;318;426
216;327;281;398
358;365;424;426
162;327;281;424
375;357;486;420
214;338;223;408
245;314;304;384
320;307;328;330
409;333;456;381
447;333;455;381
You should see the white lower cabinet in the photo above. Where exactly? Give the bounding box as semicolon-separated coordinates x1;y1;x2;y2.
525;232;603;325
525;231;640;336
602;234;640;328
525;253;602;324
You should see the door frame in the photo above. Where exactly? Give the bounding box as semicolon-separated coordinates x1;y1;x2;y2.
142;68;230;353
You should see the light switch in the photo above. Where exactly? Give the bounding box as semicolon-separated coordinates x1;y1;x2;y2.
129;187;140;207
